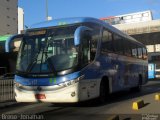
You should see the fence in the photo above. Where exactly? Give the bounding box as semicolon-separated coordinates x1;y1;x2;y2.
0;79;15;102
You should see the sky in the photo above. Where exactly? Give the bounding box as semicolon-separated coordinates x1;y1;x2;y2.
18;0;160;26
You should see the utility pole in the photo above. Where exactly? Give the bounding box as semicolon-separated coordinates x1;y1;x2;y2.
46;0;48;20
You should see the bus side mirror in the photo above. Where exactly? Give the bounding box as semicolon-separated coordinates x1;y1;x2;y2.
5;34;23;52
74;26;92;46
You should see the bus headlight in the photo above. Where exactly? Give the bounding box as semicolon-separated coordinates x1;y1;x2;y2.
59;75;84;87
14;82;23;88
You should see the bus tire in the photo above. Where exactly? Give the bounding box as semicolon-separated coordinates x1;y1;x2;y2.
98;77;109;103
131;75;142;92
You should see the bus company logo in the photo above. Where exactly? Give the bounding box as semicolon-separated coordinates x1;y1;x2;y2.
37;86;42;91
31;79;38;86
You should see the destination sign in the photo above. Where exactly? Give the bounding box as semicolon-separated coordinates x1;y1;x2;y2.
27;30;46;36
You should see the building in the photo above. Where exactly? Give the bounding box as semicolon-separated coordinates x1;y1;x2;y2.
18;7;24;34
0;0;19;76
100;10;153;25
0;0;18;36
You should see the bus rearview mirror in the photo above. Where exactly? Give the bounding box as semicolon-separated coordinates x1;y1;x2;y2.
74;26;92;46
5;34;23;52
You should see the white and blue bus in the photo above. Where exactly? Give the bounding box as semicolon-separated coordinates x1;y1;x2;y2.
6;17;148;103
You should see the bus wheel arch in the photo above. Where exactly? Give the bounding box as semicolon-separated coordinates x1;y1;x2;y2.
138;74;143;90
131;74;142;92
98;76;110;103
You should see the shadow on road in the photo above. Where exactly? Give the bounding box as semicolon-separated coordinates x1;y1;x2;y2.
47;81;160;108
2;81;159;120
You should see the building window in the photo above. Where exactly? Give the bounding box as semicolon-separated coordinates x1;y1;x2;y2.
133;14;142;18
143;13;149;17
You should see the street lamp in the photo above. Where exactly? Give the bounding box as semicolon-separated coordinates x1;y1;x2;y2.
46;0;48;20
45;0;52;21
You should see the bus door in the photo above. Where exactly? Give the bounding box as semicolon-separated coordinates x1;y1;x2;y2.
74;26;98;99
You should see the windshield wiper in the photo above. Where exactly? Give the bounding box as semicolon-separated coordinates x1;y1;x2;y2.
26;51;40;73
46;56;57;75
40;37;57;75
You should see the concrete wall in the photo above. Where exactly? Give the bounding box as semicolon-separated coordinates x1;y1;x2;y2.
114;19;160;35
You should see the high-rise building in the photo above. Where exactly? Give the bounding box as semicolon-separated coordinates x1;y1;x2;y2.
18;7;24;34
0;0;18;35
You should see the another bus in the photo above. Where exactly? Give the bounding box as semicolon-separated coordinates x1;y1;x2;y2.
6;17;148;103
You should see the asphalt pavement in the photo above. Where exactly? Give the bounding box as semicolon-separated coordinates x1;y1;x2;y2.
0;80;160;120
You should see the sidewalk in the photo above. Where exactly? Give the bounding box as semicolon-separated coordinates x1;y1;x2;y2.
0;101;18;109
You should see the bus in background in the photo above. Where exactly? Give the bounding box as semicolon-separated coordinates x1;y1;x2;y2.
6;17;148;103
148;63;155;79
0;34;22;77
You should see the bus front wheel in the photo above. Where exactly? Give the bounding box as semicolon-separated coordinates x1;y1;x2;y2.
131;75;142;92
99;78;109;103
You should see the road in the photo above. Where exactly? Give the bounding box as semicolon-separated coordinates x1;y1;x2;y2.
1;80;160;120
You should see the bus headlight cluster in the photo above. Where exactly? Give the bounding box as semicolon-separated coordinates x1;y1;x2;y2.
59;75;84;87
14;82;23;88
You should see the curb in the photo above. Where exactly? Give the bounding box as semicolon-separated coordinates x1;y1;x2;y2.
0;101;18;109
155;93;160;101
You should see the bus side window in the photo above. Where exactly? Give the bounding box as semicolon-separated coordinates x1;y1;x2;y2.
131;44;137;58
124;40;131;56
83;22;101;61
142;48;147;59
113;34;124;55
137;47;143;59
91;39;97;61
101;28;113;52
81;33;90;66
90;30;99;61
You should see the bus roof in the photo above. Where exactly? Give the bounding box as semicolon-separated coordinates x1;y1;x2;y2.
30;17;105;29
30;17;144;47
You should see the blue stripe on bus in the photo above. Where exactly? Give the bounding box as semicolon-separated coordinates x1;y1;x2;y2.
15;71;80;86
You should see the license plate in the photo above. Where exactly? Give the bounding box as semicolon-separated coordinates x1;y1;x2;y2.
35;94;46;99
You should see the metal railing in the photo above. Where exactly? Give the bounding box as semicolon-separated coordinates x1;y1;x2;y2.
0;79;15;102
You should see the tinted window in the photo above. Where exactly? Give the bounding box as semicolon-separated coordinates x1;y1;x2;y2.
123;39;132;56
81;32;90;66
142;48;147;59
113;34;124;54
84;22;101;61
101;28;114;52
137;47;143;59
131;43;137;58
90;28;99;59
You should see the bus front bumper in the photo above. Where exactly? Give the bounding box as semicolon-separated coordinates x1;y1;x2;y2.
14;83;80;103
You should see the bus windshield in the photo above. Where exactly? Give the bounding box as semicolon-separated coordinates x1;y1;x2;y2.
16;25;79;75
